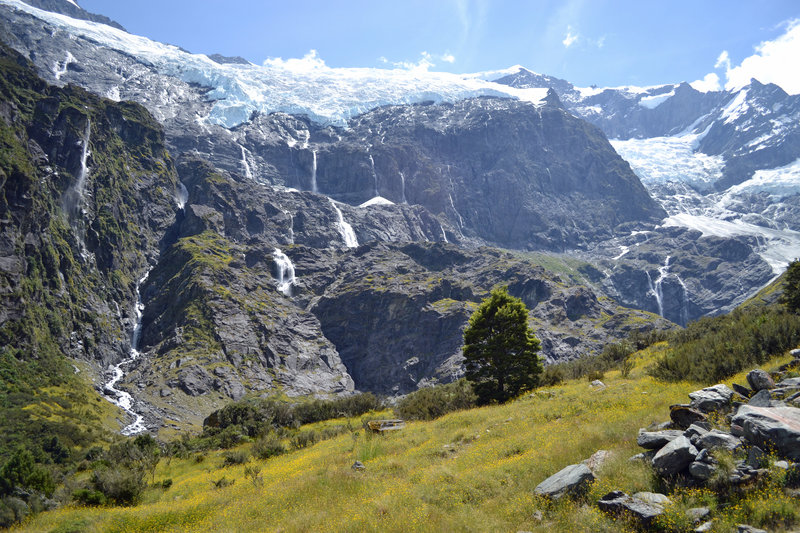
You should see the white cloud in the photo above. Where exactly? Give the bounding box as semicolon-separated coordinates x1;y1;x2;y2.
714;50;731;71
263;49;327;72
690;72;722;93
562;25;578;48
716;19;800;94
379;51;455;71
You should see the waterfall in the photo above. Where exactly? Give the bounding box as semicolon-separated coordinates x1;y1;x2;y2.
369;154;379;197
399;171;407;204
240;145;253;180
61;120;91;255
675;274;690;326
175;181;188;210
53;51;74;80
646;256;672;318
273;248;296;296
448;194;464;229
439;222;449;243
310;150;319;193
103;269;151;435
329;199;359;248
285;211;295;244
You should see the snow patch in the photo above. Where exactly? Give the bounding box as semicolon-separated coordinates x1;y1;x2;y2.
359;196;395;208
638;90;675;109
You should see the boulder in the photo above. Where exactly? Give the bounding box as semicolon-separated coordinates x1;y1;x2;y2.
632;491;671;507
746;369;775;391
652;435;698;476
791;348;800;358
694;520;714;532
670;405;707;429
731;405;800;460
597;491;665;526
582;449;612;473
748;389;773;407
733;383;752;398
689;460;716;480
737;525;767;533
684;424;709;446
637;429;683;450
689;384;735;413
699;429;742;451
351;461;365;471
534;463;595;499
686;507;711;523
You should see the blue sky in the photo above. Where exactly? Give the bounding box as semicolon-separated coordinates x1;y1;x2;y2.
79;0;799;88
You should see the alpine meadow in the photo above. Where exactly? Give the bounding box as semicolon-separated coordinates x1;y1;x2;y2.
1;1;800;531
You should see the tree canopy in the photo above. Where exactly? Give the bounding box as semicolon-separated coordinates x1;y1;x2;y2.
782;259;800;313
463;286;542;404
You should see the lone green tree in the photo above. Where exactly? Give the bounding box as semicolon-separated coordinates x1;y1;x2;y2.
463;286;542;404
782;259;800;313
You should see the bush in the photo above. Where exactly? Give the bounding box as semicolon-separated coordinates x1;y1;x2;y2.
0;448;55;497
91;466;146;506
72;488;106;506
252;434;286;460
394;379;477;421
290;430;318;450
221;450;249;467
651;305;800;383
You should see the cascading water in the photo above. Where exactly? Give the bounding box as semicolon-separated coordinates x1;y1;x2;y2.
61;120;91;256
240;145;253;180
329;198;359;248
646;255;689;324
439;222;449;243
103;269;151;435
310;150;319;193
399;171;407;204
273;248;296;296
369;154;379;197
175;181;188;209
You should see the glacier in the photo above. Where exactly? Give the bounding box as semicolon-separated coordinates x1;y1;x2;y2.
0;0;548;128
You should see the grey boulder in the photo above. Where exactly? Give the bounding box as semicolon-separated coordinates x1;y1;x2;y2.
597;491;665;526
699;429;742;451
731;405;800;460
746;369;775;391
652;435;698;476
689;384;735;413
637;429;683;450
534;463;595;499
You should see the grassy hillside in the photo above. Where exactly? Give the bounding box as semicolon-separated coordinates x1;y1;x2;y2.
16;346;800;532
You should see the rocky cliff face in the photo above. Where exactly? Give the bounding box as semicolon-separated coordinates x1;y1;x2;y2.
0;44;178;372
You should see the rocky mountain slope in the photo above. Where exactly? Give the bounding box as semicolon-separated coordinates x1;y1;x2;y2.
0;0;794;434
0;43;679;434
496;67;800;276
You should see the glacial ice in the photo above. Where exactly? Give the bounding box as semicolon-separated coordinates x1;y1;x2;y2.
1;0;548;128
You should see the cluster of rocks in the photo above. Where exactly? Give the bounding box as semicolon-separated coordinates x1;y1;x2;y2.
533;352;800;531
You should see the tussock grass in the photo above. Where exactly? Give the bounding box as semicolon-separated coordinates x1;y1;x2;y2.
16;348;800;532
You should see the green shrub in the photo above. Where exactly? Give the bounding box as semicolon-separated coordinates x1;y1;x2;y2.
651;305;800;383
72;488;107;506
0;447;55;497
394;379;477;421
290;430;318;450
221;450;249;467
91;466;146;506
252;434;286;460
